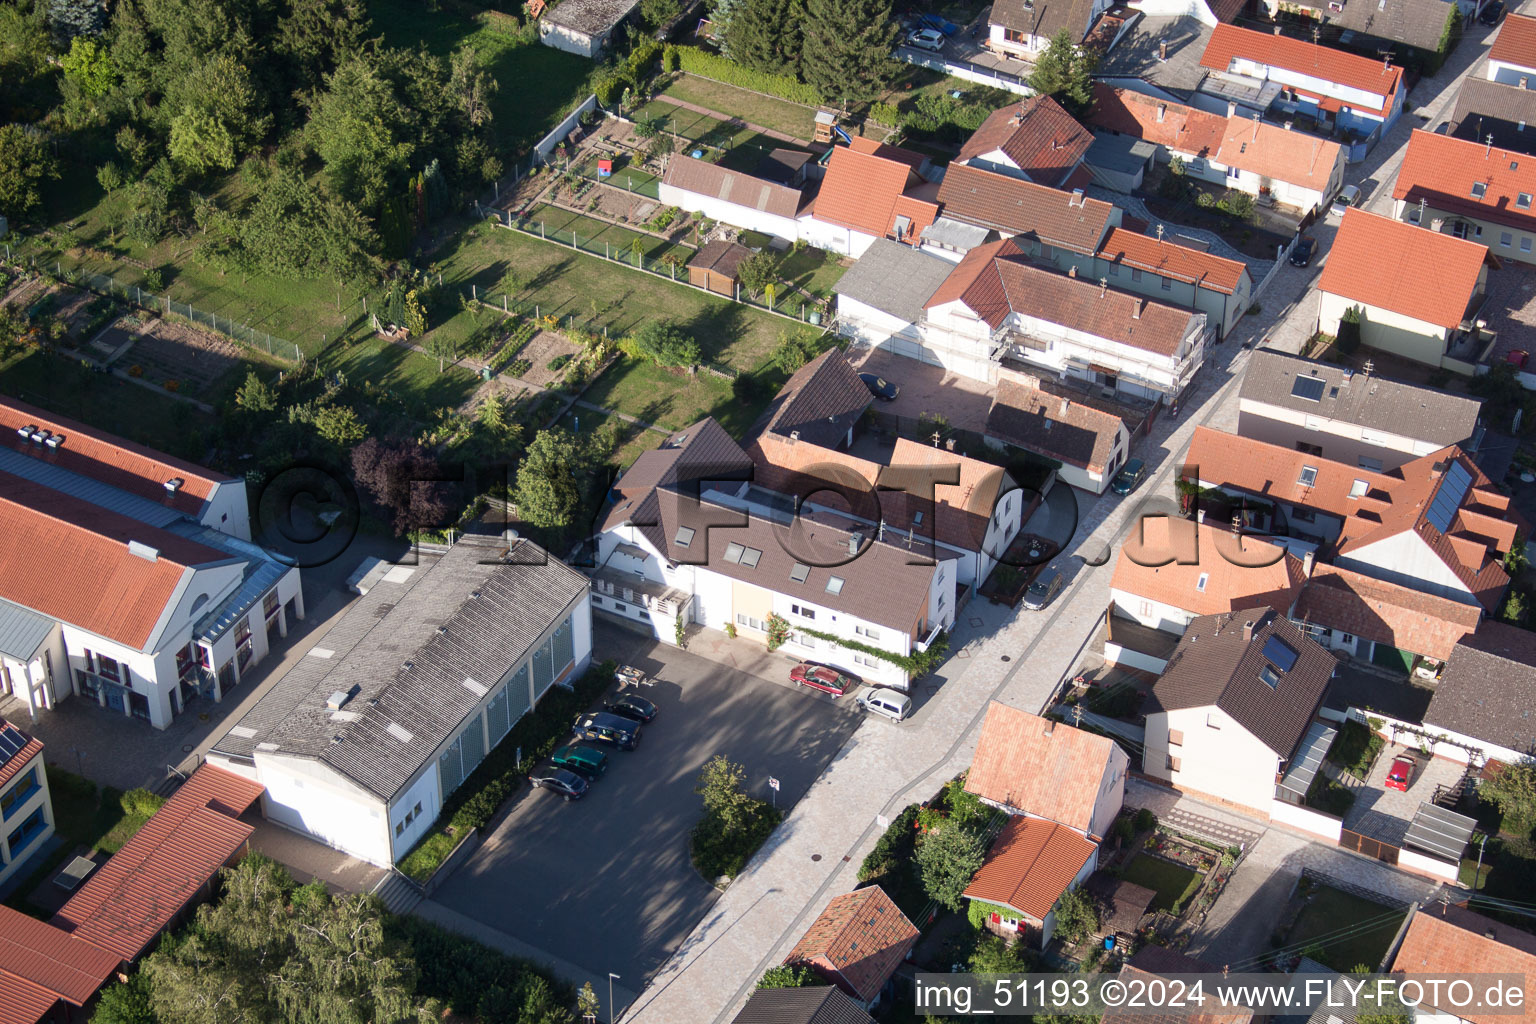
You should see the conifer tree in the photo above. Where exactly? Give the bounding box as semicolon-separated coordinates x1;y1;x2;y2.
799;0;898;103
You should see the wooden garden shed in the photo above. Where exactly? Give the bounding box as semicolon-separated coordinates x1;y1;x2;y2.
687;239;753;297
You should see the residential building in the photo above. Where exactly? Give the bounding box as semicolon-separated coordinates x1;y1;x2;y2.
987;0;1111;59
208;533;592;867
1183;427;1517;611
538;0;639;56
1312;0;1460;69
1091;227;1254;338
1487;13;1536;86
1450;77;1536;156
1105;948;1254;1024
1423;623;1536;765
1236;349;1485;472
1292;562;1482;670
1089;85;1347;215
730;987;875;1024
1109;518;1306;635
1198;23;1406;133
922;237;1209;397
783;887;919;1012
1317;209;1495;370
985;376;1131;493
757;349;872;453
966;701;1128;838
962;814;1098;947
596;417;956;689
801;139;939;257
955;96;1094;188
1392;129;1536;265
659;156;804;245
0;719;51;889
833;239;959;353
1143;607;1336;817
1389;903;1536;1024
1093;15;1216;107
933;163;1122;257
0;903;119;1024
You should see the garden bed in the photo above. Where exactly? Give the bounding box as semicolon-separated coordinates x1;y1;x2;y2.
1119;853;1203;915
506;330;582;388
117;316;249;398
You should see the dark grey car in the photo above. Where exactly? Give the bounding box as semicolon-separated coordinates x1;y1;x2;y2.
1022;566;1064;610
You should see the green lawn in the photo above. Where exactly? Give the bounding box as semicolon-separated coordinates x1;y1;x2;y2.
1287;885;1405;972
323;338;482;422
1120;854;1203;914
775;246;849;301
658;74;820;140
552;408;667;469
524;204;692;266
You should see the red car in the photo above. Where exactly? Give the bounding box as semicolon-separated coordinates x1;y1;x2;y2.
790;663;857;696
1385;755;1415;792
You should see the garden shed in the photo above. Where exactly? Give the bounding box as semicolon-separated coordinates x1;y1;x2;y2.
687;239;753;297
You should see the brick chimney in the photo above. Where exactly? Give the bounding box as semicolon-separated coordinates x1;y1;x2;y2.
1242;619;1257;642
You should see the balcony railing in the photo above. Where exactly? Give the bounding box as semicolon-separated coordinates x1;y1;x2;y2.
587;567;692;618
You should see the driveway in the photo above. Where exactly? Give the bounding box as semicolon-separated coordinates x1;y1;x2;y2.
1340;743;1464;847
430;620;863;992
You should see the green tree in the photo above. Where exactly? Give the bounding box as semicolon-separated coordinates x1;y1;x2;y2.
642;0;681;28
757;964;818;988
0;123;60;221
736;251;778;297
799;0;898;103
1336;305;1363;355
515;428;590;531
447;45;498;130
1028;30;1096;118
60;36;116;96
576;982;601;1021
696;754;757;835
1502;588;1527;624
239;169;378;282
276;0;369;93
770;328;820;373
970;933;1030;974
915;824;987;911
169;106;237;174
726;0;795;74
629;320;701;367
165;56;271;174
307;53;427;208
1052;886;1098;945
1481;756;1536;837
48;0;107;40
235;371;276;415
310;403;367;447
90;974;156;1024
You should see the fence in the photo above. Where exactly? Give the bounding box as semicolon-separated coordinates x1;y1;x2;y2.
536;93;600;162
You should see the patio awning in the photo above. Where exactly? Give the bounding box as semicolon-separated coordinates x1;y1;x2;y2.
1403;801;1477;863
1276;720;1336;801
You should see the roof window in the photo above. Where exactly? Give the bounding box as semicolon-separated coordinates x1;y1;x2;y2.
1522;193;1534;210
1259;665;1280;689
1350;479;1369;498
790;562;811;583
1472;181;1488;199
1195;573;1209;593
723;542;745;563
674;526;695;547
1298;465;1318;487
740;546;763;568
826;575;846;595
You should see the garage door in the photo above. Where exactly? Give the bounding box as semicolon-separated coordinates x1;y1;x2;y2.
1370;642;1414;675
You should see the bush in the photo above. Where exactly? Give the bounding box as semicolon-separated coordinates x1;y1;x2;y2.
625;320;700;368
916;824;988;911
384;914;571;1018
859;804;920;884
1134;808;1156;833
731;372;767;406
546;354;571;372
1337;305;1363;355
1053;887;1099;945
664;44;681;72
119;788;164;819
757;964;817;989
673;45;823;104
143;268;164;292
691;755;782;879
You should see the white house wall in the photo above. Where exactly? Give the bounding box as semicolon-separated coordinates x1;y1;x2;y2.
797;215;878;258
1336;532;1477;605
1088;745;1130;839
1488;59;1536;86
539;21;600;57
1039;847;1100;947
203;481;253;541
255;752;393;867
1222;58;1389;117
1109;589;1197;634
1318;290;1450;369
1145;704;1279;817
835;296;923;349
388;763;444;864
0;755;53;888
658;183;801;243
1235;401;1443;472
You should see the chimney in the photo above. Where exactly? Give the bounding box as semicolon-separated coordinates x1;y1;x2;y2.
1523;76;1530;89
1131;299;1142;320
1303;549;1315;577
1043;719;1055;735
1242;619;1257;642
1156;103;1167;123
1158;40;1167;61
1068;265;1078;277
1227;101;1238;118
945;438;956;451
847;533;860;556
789;430;800;443
1061;398;1071;414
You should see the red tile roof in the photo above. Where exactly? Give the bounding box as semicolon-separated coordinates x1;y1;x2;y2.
0;973;60;1024
0;905;119;1007
962;816;1096;920
0;719;42;790
1201;24;1402;113
1489;13;1536;71
935;163;1117;251
785;888;919;1004
1317;208;1491;330
847;135;929;170
986;378;1127;473
1215;115;1342;193
1090;85;1226;158
0;471;228;649
813;146;925;239
966;703;1122;833
959;96;1093;188
1392;129;1536;233
1391;904;1536;1024
1110;519;1305;618
53;764;263;962
0;397;226;519
1097;228;1249;295
1294;563;1482;661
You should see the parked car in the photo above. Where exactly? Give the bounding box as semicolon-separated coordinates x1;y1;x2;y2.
603;693;658;723
1481;0;1505;24
1023;565;1064;610
571;712;640;750
790;663;858;696
530;767;590;801
1331;184;1360;218
1385;755;1416;792
907;28;945;51
857;688;912;721
1288;236;1317;267
549;743;609;779
859;372;901;401
1110;458;1146;496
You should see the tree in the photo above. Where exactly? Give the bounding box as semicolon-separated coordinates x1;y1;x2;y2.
576;982;601;1021
1502;588;1527;624
235;371;278;412
0;124;59;222
1481;757;1536;837
239;169;378;281
307;54;428;209
757;964;818;988
352;437;457;534
514;428;591;531
799;0;898;103
915;824;987;911
48;0;107;40
1336;305;1363;355
164;56;271;175
970;934;1029;974
310;404;367;447
641;0;681;28
696;754;758;835
60;36;116;96
90;975;156;1024
1052;887;1099;945
736;251;778;297
276;0;369;93
448;45;498;129
770;328;820;373
628;320;700;367
726;0;795;74
1028;30;1096;118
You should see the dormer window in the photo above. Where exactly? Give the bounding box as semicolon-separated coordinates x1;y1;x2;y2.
1472;181;1488;199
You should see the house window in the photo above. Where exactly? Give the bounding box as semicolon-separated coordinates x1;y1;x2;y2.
1168;729;1184;747
1291;506;1316;523
1296;441;1323;456
1340;632;1355;645
1350;479;1369;498
1130;267;1143;283
740;547;762;568
1004;27;1026;42
1502;232;1514;248
791;604;816;620
0;767;39;820
1227;165;1241;179
1260;665;1280;688
1298;465;1318;487
6;806;46;857
1138;601;1152;618
264;591;280;620
613;602;627;613
95;653;121;683
395;821;405;836
723;542;745;563
1358;456;1382;472
791;632;815;649
854;653;879;667
855;624;882;640
1472;182;1488;198
738;614;767;632
1166;754;1182;773
1525;237;1534;254
1161;277;1173;291
1520;193;1533;209
1108;263;1119;276
1195;573;1209;593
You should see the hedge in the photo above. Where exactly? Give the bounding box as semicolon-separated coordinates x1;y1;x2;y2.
673;46;824;106
384;914;573;1018
794;625;949;676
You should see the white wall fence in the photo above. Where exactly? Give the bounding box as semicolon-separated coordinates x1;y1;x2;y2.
1250;235;1300;303
894;47;1036;96
1269;797;1343;842
535;94;600;162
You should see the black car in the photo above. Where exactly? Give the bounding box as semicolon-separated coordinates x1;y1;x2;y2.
1288;236;1317;267
859;372;900;401
1481;0;1504;24
603;693;658;723
530;767;590;801
572;712;640;750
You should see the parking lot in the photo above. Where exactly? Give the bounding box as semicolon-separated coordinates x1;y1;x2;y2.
1341;742;1465;846
430;620;864;990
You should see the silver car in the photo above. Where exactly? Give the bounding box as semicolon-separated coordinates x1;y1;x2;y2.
907;28;945;51
1023;566;1064;610
857;688;912;722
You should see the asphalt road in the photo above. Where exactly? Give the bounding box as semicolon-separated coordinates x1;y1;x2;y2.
430;620;864;986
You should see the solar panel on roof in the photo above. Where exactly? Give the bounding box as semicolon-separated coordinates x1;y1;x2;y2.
1262;635;1299;673
1425;461;1473;534
0;724;29;767
1291;375;1326;402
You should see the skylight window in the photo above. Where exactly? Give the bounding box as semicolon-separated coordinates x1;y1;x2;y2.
1521;193;1534;210
1350;479;1369;498
723;542;745;564
1298;465;1318;487
1259;665;1280;689
1472;181;1488;199
790;562;811;583
1262;634;1299;672
826;575;846;595
674;526;696;547
1195;573;1209;592
740;546;763;568
1291;375;1326;402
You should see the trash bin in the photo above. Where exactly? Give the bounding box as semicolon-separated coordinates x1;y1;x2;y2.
480;366;493;381
808;311;822;325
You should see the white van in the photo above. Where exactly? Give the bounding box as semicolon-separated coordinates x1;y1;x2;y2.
857;688;912;722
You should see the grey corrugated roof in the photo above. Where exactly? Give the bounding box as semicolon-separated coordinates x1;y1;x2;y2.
1148;607;1336;759
833;239;956;324
1425;621;1536;753
1085;132;1158;175
730;987;874;1024
1240;350;1482;447
0;598;55;660
543;0;640;34
1451;78;1536;155
920;217;993;251
213;535;587;800
1330;0;1452;55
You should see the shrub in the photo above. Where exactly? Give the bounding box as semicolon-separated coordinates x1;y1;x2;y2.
120;788;164;819
731;372;767;405
916;824;988;911
143;268;164;292
673;46;823;104
724;621;737;638
664;44;681;72
626;320;700;367
691;755;781;879
757;964;817;989
1053;887;1099;945
1134;808;1156;833
859;804;920;884
507;358;532;378
546;353;571;372
384;915;571;1018
1337;305;1363;355
870;102;902;127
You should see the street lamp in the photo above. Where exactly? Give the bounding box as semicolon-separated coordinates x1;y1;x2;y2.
609;973;621;1024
